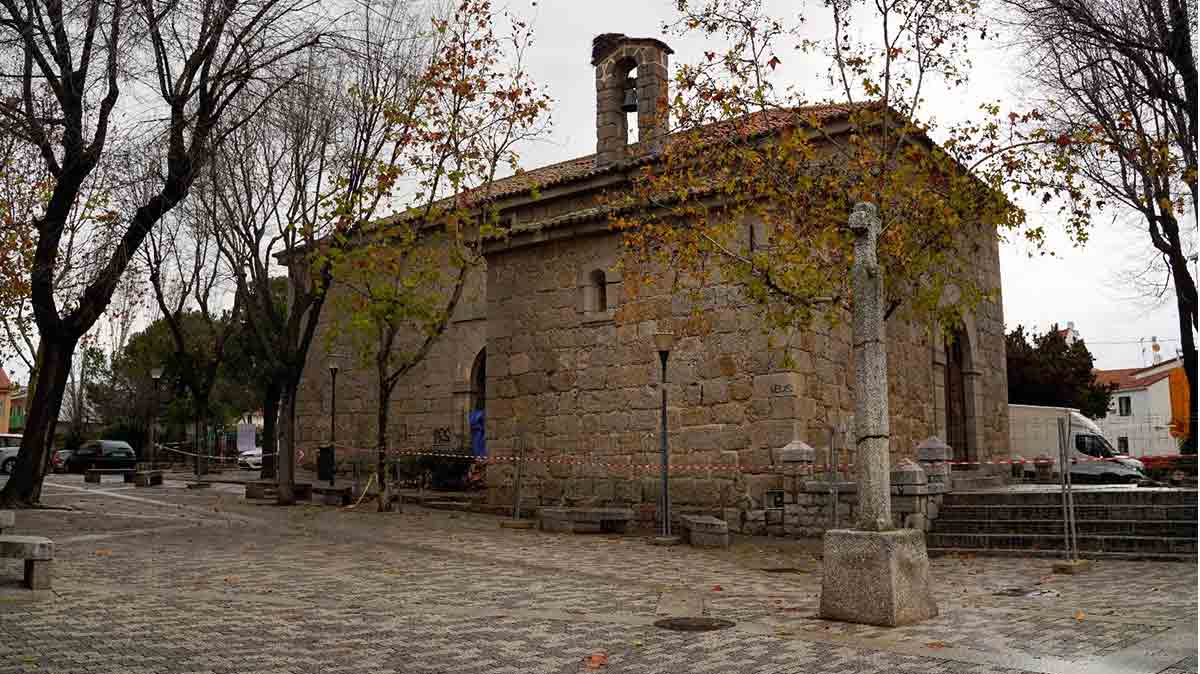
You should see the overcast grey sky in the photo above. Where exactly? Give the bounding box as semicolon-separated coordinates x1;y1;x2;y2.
507;0;1194;370
3;0;1193;387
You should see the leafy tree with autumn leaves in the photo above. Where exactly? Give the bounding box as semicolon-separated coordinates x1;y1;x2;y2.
613;0;1093;350
325;2;550;511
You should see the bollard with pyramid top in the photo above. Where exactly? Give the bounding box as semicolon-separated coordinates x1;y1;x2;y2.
818;202;939;627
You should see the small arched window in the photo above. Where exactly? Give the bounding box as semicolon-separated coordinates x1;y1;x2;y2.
590;269;608;313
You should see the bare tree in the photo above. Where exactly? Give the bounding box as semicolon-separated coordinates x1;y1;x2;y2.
0;0;330;507
143;173;242;471
211;0;436;502
1000;0;1198;452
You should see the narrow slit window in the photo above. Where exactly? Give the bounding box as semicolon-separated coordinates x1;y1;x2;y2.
591;269;608;312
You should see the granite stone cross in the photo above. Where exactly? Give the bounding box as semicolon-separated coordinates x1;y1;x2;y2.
849;202;891;532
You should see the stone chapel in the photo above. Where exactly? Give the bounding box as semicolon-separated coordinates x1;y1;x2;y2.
293;34;1011;523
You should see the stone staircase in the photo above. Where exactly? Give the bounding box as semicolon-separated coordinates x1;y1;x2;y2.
927;488;1198;560
948;469;1007;491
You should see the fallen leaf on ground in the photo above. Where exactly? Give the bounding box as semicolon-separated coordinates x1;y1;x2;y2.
94;549;112;557
224;576;239;584
583;652;608;669
1074;610;1086;621
711;584;723;592
927;641;946;649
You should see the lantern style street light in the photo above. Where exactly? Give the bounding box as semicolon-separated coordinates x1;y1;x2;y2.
328;357;340;448
653;331;676;538
327;356;340;488
149;367;163;465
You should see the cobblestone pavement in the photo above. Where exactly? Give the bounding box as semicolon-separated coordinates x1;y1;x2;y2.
0;475;1194;674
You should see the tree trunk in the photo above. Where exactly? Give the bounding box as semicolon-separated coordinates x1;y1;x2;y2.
261;379;282;479
0;337;75;507
276;382;298;505
376;384;394;512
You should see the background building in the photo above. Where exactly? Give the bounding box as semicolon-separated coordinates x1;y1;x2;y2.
1095;357;1188;457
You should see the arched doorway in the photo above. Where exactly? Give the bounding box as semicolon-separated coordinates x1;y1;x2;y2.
470;348;486;413
944;331;970;463
468;348;487;459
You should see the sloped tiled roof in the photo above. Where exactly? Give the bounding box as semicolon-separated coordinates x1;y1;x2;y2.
467;103;874;204
1094;362;1177;392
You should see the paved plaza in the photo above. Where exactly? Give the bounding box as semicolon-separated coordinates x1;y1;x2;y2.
0;474;1195;674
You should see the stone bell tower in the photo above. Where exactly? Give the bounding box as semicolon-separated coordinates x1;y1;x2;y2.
592;33;673;168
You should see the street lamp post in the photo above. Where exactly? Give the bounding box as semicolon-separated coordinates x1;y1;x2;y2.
653;331;676;538
328;358;339;488
150;367;163;466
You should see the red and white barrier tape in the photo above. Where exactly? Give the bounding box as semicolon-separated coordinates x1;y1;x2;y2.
321;443;1138;474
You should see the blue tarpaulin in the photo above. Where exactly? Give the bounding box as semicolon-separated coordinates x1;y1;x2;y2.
469;410;487;457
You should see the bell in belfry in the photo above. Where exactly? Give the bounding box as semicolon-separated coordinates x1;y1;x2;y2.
620;77;638;112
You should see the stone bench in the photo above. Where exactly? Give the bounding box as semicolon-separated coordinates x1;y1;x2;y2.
133;470;163;487
86;468;133;483
245;480;277;500
0;535;52;589
539;507;633;534
679;515;730;548
312;485;350;506
246;482;312;501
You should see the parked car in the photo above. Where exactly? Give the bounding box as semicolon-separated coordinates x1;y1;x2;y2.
0;433;21;474
61;440;138;473
50;449;74;473
238;447;263;470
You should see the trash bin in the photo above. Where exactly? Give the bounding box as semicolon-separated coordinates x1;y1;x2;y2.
1011;455;1025;480
318;443;335;483
1034;455;1053;483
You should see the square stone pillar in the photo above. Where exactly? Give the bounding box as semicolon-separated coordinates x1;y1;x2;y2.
819;529;938;626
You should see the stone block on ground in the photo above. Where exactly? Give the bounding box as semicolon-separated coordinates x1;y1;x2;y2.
678;514;730;548
24;559;51;590
313;486;351;506
245;481;276;500
538;507;632;534
819;528;938;627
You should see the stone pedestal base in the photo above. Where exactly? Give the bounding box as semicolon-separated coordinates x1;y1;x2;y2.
818;528;938;627
1052;559;1093;575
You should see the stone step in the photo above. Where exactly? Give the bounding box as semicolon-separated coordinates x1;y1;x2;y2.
932;518;1195;537
937;504;1196;521
943;489;1198;507
927;547;1197;562
949;474;1007;491
926;532;1197;556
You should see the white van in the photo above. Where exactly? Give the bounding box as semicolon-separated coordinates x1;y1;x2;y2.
1009;404;1145;477
0;433;22;474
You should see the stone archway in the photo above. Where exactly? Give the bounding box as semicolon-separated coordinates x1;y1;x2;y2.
944;331;969;463
470;348;486;413
933;319;984;466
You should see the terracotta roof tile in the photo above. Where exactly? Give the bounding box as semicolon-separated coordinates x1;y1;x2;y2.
1095;363;1178;391
470;103;874;204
